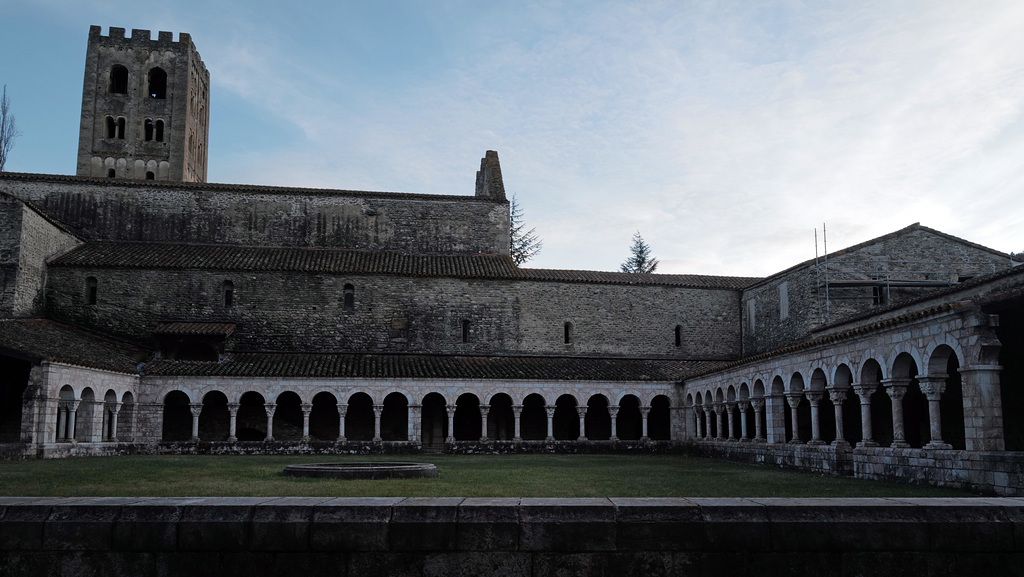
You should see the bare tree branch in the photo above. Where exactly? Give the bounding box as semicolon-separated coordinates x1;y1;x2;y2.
0;84;22;172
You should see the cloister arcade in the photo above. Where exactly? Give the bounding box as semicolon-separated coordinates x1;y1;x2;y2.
52;384;136;444
157;388;674;446
683;317;1004;454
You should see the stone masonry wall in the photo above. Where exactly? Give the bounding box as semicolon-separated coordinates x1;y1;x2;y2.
44;267;740;358
1;496;1023;576
0;198;80;317
2;177;510;255
741;227;1012;356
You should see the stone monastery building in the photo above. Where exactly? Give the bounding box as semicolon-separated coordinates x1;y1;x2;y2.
1;27;1023;495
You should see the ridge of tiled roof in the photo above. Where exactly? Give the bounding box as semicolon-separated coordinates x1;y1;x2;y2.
143;353;726;381
154;322;236;336
0;171;505;204
49;241;761;289
0;318;149;374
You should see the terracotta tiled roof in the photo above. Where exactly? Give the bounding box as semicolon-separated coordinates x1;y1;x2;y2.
143;353;727;381
154;322;236;336
49;242;761;289
0;318;148;374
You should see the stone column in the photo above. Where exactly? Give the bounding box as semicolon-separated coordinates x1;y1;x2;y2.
264;403;276;442
784;393;803;444
545;406;555;441
227;403;240;442
337;403;348;442
714;404;725;440
300;403;313;442
918;376;951;450
765;394;786;444
576;407;588;441
701;408;711;439
189;403;203;442
57;403;67;442
805;392;825;445
512;405;523;441
479;404;490;442
109;402;122;442
959;365;1005;451
445;406;456;443
373;404;383;442
828;389;849;447
725;403;737;441
882;378;910;448
67;400;79;442
609;406;620;440
409;404;421;443
737;401;750;441
751;399;765;441
851;384;878;447
641;406;651;441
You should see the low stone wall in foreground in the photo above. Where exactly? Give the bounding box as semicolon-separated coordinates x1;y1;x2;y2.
1;497;1023;576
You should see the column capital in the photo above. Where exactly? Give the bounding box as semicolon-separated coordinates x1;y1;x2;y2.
916;376;947;399
750;398;764;411
640;406;651;417
264;403;277;416
882;380;908;401
109;402;123;414
737;401;750;412
545;406;556;418
479;404;490;417
851;382;877;399
804;391;824;404
373;404;384;416
300;403;313;413
784;392;803;402
227;402;240;414
608;406;620;416
512;404;523;415
445;406;457;418
337;403;348;415
828;389;848;404
575;406;587;418
189;403;204;418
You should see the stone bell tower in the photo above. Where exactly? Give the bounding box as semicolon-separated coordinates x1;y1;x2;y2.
76;26;209;182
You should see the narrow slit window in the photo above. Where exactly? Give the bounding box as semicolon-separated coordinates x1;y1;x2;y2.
564;322;573;344
223;280;234;308
144;119;154;141
86;277;98;305
155;120;165;142
675;325;682;347
343;284;355;312
462;320;470;343
116;117;125;139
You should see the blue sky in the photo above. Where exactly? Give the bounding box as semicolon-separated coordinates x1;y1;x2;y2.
1;1;1022;276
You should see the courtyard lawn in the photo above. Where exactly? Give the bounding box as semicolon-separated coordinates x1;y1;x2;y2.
0;454;979;498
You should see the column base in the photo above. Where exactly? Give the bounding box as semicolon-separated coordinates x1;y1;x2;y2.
190;436;199;442
301;435;310;442
513;436;522;442
739;438;752;443
891;441;910;448
924;441;952;450
337;437;347;443
480;437;489;442
265;437;274;442
831;439;851;449
545;436;554;441
577;437;587;441
641;436;650;442
807;439;826;446
445;436;454;443
856;440;879;448
609;436;619;441
727;438;739;443
787;439;804;444
227;436;237;442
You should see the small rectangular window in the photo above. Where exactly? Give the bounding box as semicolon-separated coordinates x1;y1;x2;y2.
564;322;573;344
872;286;888;306
86;277;98;305
462;320;470;343
747;300;756;334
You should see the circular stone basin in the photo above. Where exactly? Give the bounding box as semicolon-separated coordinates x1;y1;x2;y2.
282;462;437;480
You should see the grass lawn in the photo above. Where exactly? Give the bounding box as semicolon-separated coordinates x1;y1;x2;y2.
0;454;978;498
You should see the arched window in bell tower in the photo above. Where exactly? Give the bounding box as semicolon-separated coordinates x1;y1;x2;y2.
109;65;128;94
148;68;167;99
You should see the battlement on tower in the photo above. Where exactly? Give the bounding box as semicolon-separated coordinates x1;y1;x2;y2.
87;26;206;72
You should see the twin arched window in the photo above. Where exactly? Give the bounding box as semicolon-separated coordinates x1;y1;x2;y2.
144;119;165;142
108;65;166;98
105;116;125;139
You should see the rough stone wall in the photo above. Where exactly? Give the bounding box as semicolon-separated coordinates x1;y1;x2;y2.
741;227;1012;356
44;267;740;359
76;26;209;182
2;497;1023;577
4;177;510;255
0;198;80;317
